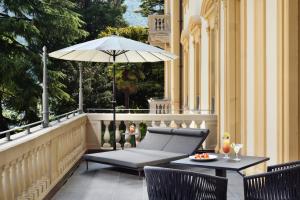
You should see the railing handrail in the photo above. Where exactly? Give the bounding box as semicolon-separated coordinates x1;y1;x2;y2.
87;108;149;111
51;109;80;121
0;109;80;142
0;120;44;135
86;108;214;114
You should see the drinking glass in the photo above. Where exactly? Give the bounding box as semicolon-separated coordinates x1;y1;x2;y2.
222;139;230;159
233;144;243;161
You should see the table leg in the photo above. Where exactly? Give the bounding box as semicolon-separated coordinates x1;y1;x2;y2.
215;169;226;177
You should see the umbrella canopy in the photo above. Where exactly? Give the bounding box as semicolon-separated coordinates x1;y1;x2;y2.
49;35;176;62
49;35;177;150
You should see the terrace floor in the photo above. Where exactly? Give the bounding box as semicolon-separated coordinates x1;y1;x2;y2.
52;162;244;200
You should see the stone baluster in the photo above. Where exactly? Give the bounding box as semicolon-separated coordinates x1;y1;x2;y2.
45;142;51;186
21;157;27;197
200;120;206;128
164;120;171;127
200;120;206;149
31;149;39;198
115;121;121;149
16;158;23;197
134;121;141;143
32;149;38;186
23;153;30;198
189;120;197;128
57;137;63;172
37;146;45;192
3;165;12;200
67;134;71;167
29;151;34;187
102;121;111;149
11;161;18;199
36;147;42;181
181;120;188;128
159;120;167;127
124;121;131;148
169;120;178;128
22;156;28;198
162;104;165;114
41;145;46;180
0;166;4;200
151;120;157;127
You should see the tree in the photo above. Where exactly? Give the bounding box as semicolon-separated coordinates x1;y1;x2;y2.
99;26;164;110
76;0;127;40
138;0;164;17
0;0;87;130
52;0;128;113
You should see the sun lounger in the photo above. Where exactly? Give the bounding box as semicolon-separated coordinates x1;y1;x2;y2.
84;127;209;174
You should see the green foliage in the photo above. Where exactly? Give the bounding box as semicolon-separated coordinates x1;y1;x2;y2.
99;26;164;109
99;26;148;42
0;0;165;132
82;63;112;109
138;0;164;17
0;0;87;129
76;0;127;40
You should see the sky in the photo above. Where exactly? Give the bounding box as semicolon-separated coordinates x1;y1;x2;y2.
123;0;148;27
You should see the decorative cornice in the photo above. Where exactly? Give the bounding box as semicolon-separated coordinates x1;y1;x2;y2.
201;0;218;19
188;15;202;32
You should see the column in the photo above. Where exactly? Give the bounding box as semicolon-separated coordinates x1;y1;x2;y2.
188;37;195;112
266;0;278;164
200;23;209;114
222;0;241;143
277;0;299;162
183;43;189;112
207;27;212;112
169;0;180;113
253;0;266;163
189;20;201;111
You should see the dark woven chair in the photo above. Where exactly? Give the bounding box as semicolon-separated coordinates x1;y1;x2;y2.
267;160;300;172
244;165;300;200
144;166;228;200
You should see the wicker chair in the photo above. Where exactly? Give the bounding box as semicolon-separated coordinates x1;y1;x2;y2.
267;160;300;172
244;165;300;200
144;166;228;200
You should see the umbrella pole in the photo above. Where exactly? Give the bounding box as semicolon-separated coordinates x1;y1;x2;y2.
112;53;116;150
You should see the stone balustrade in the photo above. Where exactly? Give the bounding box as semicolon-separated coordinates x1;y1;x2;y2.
148;15;170;33
148;99;171;114
86;113;218;151
148;15;170;48
0;112;217;199
0;114;87;200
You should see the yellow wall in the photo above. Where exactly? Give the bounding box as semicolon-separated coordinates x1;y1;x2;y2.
164;0;300;164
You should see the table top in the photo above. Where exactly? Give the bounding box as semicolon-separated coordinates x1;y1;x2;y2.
171;153;269;171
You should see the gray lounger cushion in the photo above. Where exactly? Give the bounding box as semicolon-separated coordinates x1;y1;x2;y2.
137;127;173;150
162;128;209;155
84;148;186;169
84;127;209;170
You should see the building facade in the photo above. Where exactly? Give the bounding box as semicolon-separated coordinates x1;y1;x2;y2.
149;0;300;165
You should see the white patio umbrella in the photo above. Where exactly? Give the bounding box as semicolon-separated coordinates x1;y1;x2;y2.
49;35;177;150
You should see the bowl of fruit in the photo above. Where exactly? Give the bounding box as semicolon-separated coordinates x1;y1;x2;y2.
189;153;218;161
